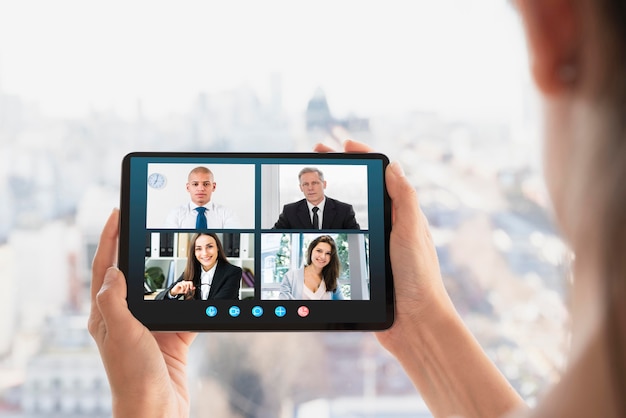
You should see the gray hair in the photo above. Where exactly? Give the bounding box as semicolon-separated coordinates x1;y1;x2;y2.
298;167;324;182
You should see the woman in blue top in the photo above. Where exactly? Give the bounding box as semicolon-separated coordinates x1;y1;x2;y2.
279;235;344;300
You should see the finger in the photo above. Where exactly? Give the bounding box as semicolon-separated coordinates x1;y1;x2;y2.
314;139;375;153
385;162;421;227
313;143;336;153
96;267;144;336
91;209;120;303
176;283;193;296
343;139;374;153
154;332;198;351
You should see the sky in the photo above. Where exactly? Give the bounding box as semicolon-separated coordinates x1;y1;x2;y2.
0;0;529;121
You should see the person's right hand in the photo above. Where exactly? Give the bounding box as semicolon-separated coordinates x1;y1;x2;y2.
170;280;196;297
314;140;454;355
317;141;526;418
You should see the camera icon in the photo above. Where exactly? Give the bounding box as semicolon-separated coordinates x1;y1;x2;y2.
228;306;241;317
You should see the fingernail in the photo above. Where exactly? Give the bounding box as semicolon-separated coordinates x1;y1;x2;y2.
390;161;405;177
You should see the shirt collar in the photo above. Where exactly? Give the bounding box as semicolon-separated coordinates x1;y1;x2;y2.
200;262;218;284
190;201;214;211
306;197;326;212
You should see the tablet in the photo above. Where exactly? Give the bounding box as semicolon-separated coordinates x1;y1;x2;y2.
119;152;393;331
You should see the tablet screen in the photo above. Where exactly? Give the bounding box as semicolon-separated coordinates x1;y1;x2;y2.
119;152;393;331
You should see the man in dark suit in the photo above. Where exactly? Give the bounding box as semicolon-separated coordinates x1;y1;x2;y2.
272;167;360;230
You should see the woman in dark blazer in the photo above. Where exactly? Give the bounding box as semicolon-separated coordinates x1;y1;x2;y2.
156;233;241;300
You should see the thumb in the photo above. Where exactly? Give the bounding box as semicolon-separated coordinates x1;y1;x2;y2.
96;267;140;333
385;162;421;228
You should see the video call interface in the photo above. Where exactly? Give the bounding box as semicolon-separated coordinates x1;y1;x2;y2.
121;153;391;330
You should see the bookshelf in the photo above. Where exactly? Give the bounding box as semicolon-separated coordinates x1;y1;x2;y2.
222;233;255;300
144;232;255;300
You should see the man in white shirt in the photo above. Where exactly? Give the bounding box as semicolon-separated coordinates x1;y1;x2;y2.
164;166;240;229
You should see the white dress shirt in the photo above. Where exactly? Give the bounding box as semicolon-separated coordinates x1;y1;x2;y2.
200;263;218;300
164;201;240;229
306;197;326;230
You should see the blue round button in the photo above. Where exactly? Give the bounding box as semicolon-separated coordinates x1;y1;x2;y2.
206;306;218;317
229;306;241;317
251;306;264;317
274;306;287;317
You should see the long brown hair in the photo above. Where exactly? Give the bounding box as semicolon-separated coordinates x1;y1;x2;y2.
305;235;340;292
182;233;229;299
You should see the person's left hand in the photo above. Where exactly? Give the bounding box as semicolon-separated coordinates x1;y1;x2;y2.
88;209;197;418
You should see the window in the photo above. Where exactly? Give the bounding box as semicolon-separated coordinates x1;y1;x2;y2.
0;1;568;416
260;232;370;300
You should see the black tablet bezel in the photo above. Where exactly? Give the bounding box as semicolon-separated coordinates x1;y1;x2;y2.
119;152;393;331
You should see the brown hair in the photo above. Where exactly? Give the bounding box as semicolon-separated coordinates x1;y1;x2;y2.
591;0;626;413
305;235;340;292
182;233;229;300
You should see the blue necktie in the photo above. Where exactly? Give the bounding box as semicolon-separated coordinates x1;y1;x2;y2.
195;207;207;229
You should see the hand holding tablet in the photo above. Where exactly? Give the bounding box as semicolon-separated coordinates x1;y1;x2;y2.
119;152;394;331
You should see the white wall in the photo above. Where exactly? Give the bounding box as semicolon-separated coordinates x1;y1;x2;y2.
146;163;256;229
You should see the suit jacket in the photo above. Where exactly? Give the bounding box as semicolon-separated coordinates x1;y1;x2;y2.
155;260;242;300
272;196;360;230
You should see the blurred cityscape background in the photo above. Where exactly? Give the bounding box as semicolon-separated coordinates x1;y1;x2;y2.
0;1;571;417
